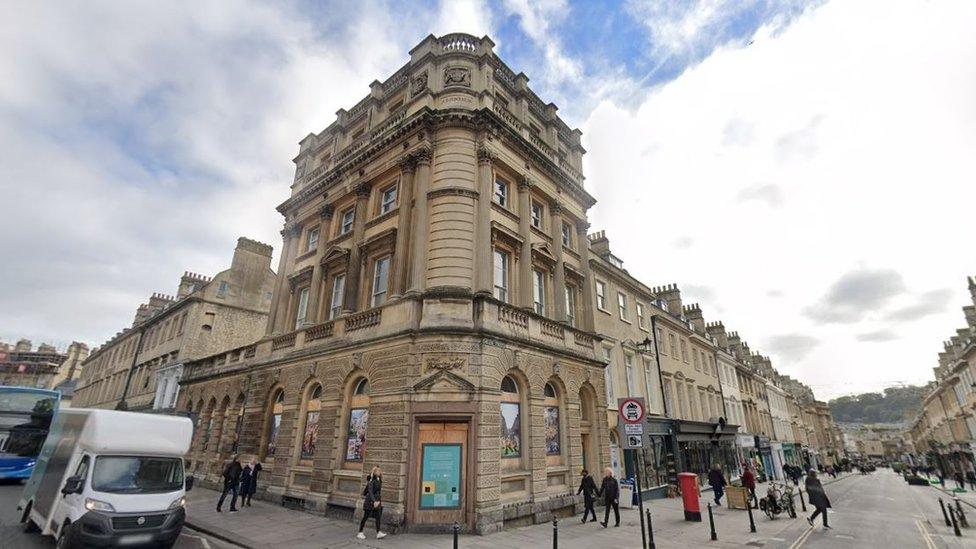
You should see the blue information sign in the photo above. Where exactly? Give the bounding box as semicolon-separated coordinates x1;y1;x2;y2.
419;443;462;509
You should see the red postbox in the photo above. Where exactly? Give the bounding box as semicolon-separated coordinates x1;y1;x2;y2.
678;472;702;521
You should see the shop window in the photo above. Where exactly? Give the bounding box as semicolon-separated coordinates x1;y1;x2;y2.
265;390;284;457
500;375;521;459
544;382;561;456
344;379;370;465
300;385;322;460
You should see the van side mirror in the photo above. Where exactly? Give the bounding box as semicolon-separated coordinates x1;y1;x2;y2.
185;476;195;492
61;476;83;495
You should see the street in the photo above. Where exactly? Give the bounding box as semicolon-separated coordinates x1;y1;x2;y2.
0;481;233;549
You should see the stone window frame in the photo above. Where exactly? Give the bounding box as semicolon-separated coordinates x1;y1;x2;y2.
306;226;320;253
499;371;530;472
564;283;577;327
296;381;323;466
340;376;371;471
260;387;286;462
543;378;567;467
530;199;544;230
376;177;399;217
595;279;608;312
617;292;629;322
493;247;511;303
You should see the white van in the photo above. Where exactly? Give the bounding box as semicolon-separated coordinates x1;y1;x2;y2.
17;408;193;548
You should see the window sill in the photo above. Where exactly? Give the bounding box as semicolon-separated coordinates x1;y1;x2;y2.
294;249;317;263
619;317;632;324
597;307;611;315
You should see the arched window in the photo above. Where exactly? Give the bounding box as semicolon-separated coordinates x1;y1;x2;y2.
202;398;216;452
500;375;521;458
300;385;322;460
266;389;284;457
543;382;561;456
344;378;370;466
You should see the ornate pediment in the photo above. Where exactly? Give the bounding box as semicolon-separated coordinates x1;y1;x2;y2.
531;242;557;265
413;369;476;393
320;245;351;267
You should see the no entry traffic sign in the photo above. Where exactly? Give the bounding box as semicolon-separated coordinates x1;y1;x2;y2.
618;397;646;424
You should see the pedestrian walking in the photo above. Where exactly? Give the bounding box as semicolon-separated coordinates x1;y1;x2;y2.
357;466;387;540
708;464;727;507
741;465;758;509
966;471;976;491
240;458;262;506
216;454;243;512
804;470;831;530
955;471;965;490
577;469;598;523
597;467;620;528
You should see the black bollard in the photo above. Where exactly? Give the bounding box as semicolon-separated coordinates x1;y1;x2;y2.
453;521;459;549
747;498;757;533
940;498;952;526
707;503;717;541
552;517;558;549
646;509;656;549
955;498;969;528
950;506;962;537
798;489;807;512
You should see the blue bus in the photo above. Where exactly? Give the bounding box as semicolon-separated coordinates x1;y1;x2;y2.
0;386;60;480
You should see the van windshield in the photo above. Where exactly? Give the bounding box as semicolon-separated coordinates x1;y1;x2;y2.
91;456;184;494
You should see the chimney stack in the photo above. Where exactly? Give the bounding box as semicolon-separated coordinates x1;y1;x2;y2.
587;230;610;259
652;284;683;316
682;303;705;333
964;305;976;330
178;271;212;298
14;338;32;352
706;322;728;348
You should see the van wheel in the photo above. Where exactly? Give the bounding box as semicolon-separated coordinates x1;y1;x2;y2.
56;522;72;549
21;503;39;534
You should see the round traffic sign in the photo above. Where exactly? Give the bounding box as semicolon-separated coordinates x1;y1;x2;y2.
619;398;645;424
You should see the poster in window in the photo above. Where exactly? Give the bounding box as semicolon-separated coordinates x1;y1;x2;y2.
544;406;560;455
500;402;521;458
301;411;319;459
345;408;369;461
420;443;462;509
267;413;281;456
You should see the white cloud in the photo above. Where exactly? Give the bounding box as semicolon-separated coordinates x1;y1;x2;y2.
584;0;976;398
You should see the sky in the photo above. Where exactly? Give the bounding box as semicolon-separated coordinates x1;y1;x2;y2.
2;0;974;400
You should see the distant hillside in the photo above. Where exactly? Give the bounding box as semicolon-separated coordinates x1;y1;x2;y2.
828;385;925;424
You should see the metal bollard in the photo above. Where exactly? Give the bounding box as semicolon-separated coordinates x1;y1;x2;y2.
552;517;558;549
798;489;807;512
955;498;969;528
453;521;459;549
950;506;962;537
747;498;757;533
646;509;656;549
707;503;717;541
940;498;952;526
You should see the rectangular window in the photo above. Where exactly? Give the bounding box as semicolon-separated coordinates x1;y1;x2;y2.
493;178;508;207
329;274;345;319
596;281;607;310
680;339;689;362
340;208;355;235
693;350;701;371
295;287;310;328
371;256;391;307
530;201;543;229
669;333;677;357
644;360;656;410
306;227;319;253
663;379;673;417
217;280;230;298
177;312;187;335
624;354;635;396
493;249;508;302
561;222;572;248
380;185;398;214
345;408;368;461
604;347;614;404
544;406;560;455
636;302;646;329
533;269;546;315
565;286;576;327
618;292;629;320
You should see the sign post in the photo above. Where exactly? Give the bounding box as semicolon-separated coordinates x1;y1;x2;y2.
618;398;648;549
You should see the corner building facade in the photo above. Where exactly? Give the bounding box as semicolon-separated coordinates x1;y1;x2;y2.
178;34;609;534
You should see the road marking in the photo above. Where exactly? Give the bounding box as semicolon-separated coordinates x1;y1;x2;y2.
788;525;814;549
915;520;937;549
182;531;213;549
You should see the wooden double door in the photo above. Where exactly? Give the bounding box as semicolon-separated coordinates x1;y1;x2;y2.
412;422;468;527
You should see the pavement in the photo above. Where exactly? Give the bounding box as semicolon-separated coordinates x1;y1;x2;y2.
180;470;976;548
0;480;234;549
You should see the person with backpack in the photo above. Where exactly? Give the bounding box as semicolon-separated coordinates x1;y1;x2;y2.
357;466;387;540
576;469;598;523
216;454;243;512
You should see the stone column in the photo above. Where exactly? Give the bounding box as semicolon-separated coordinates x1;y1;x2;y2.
549;201;566;322
575;221;595;331
266;224;292;335
271;225;302;334
407;146;432;295
474;145;494;296
517;177;533;310
392;156;416;298
303;205;334;324
343;183;372;313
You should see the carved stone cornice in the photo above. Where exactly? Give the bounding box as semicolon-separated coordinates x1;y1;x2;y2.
320;203;335;219
397;154;417;174
549;200;563;214
355;182;372;198
575;220;590;233
476;145;495;166
414;145;433;166
517;175;532;190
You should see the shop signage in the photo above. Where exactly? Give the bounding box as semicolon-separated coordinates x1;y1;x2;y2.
419;443;461;509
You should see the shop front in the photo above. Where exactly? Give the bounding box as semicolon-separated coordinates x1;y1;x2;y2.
673;420;741;486
782;442;798;466
755;435;774;482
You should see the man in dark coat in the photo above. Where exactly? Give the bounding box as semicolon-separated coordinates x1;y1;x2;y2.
741;466;758;509
805;469;832;529
216;454;243;512
577;469;598;523
597;467;620;528
240;458;262;507
708;464;727;506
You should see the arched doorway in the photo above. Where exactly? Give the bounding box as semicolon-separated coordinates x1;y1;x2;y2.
579;384;599;473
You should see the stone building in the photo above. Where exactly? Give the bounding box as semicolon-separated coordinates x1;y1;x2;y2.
0;339;68;389
178;34;606;534
73;238;275;411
